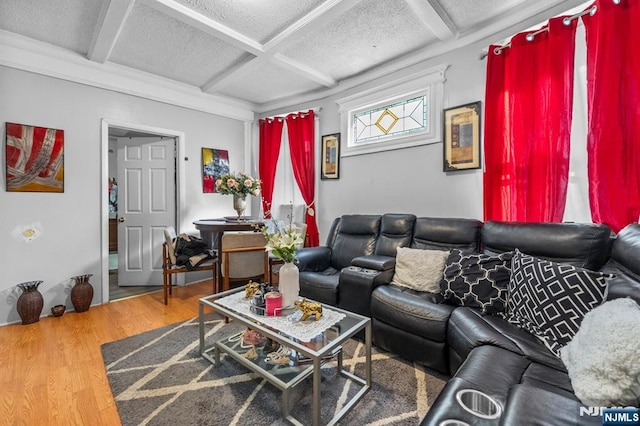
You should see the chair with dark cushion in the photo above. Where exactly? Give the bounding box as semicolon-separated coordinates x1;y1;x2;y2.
162;226;217;305
296;214;381;306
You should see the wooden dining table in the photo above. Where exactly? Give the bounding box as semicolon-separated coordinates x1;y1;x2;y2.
193;218;264;291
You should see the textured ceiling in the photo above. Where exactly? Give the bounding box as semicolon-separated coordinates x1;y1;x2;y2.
0;0;102;55
283;0;438;81
172;0;327;43
0;0;587;111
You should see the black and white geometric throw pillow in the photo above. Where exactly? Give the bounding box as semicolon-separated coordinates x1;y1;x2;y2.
440;250;514;314
502;249;612;356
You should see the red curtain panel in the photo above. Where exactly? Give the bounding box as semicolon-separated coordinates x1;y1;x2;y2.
258;117;284;217
583;0;640;233
483;17;577;222
286;110;319;247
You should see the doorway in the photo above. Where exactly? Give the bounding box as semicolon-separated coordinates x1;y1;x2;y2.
101;120;185;302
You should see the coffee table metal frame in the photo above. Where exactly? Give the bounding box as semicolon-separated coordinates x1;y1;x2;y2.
198;287;371;426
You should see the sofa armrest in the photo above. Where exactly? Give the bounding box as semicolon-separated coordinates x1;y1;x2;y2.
338;266;395;317
295;246;332;272
352;255;396;271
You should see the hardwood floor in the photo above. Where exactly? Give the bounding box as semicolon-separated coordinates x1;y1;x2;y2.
0;281;214;426
108;270;162;301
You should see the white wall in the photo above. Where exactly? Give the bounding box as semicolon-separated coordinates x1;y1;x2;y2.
260;40;488;244
0;66;247;324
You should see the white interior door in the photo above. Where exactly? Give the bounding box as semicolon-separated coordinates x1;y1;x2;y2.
117;137;176;286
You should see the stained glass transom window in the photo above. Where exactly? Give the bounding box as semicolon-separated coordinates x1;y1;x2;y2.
337;64;446;156
353;96;427;144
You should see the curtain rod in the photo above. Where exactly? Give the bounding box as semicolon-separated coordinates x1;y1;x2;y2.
261;107;322;122
479;2;605;60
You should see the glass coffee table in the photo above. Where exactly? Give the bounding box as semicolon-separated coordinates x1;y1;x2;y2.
198;287;371;426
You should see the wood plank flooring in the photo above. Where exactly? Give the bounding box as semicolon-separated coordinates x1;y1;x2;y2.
108;270;162;301
0;281;214;426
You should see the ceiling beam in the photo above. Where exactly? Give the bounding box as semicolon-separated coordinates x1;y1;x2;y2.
272;54;337;87
87;0;135;63
143;0;264;56
263;0;364;52
405;0;457;41
201;55;262;93
201;0;356;93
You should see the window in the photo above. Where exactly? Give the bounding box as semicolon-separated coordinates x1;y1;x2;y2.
353;95;427;144
337;64;447;157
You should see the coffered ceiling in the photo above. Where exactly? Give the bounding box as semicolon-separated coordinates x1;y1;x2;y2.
0;0;587;113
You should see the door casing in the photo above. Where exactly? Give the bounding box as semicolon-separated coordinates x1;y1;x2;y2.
101;119;186;302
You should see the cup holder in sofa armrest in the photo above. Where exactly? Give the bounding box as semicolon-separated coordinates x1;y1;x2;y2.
439;420;471;426
455;389;502;420
351;255;395;271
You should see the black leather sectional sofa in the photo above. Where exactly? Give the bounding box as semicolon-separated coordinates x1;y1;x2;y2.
295;214;640;425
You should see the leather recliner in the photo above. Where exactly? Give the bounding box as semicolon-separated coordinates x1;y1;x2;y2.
338;213;417;317
296;214;381;305
368;217;482;373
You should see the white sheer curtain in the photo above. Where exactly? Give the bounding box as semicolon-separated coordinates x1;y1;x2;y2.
563;20;591;223
270;120;305;221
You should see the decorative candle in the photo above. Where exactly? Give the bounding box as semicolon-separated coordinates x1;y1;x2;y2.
265;291;283;316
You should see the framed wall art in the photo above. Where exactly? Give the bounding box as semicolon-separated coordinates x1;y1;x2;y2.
442;102;481;172
321;133;340;180
6;122;65;192
201;148;229;193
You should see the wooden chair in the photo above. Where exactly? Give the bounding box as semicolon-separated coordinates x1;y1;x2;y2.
221;231;269;292
162;227;217;305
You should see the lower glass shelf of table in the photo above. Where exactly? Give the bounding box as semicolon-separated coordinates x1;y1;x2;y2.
198;287;372;426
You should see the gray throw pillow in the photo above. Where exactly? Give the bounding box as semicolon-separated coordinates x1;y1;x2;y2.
391;247;450;293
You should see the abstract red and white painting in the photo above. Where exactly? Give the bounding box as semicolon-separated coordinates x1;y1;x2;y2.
6;122;64;192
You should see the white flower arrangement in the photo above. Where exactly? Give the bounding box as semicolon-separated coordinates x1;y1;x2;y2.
262;223;304;263
261;204;305;263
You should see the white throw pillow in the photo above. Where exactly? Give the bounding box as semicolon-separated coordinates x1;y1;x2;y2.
392;247;450;293
560;298;640;407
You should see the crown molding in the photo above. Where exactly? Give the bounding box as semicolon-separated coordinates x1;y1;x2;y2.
0;30;256;122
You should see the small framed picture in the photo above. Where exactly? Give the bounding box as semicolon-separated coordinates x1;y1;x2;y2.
201;148;229;193
321;133;340;180
443;102;481;172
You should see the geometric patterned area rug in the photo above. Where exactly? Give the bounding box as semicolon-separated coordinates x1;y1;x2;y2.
101;315;446;426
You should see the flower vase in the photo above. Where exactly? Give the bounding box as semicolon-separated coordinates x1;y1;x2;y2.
71;274;94;313
279;262;299;308
233;194;246;220
16;280;44;325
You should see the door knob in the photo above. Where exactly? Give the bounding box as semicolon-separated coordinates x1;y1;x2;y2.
118;217;126;223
